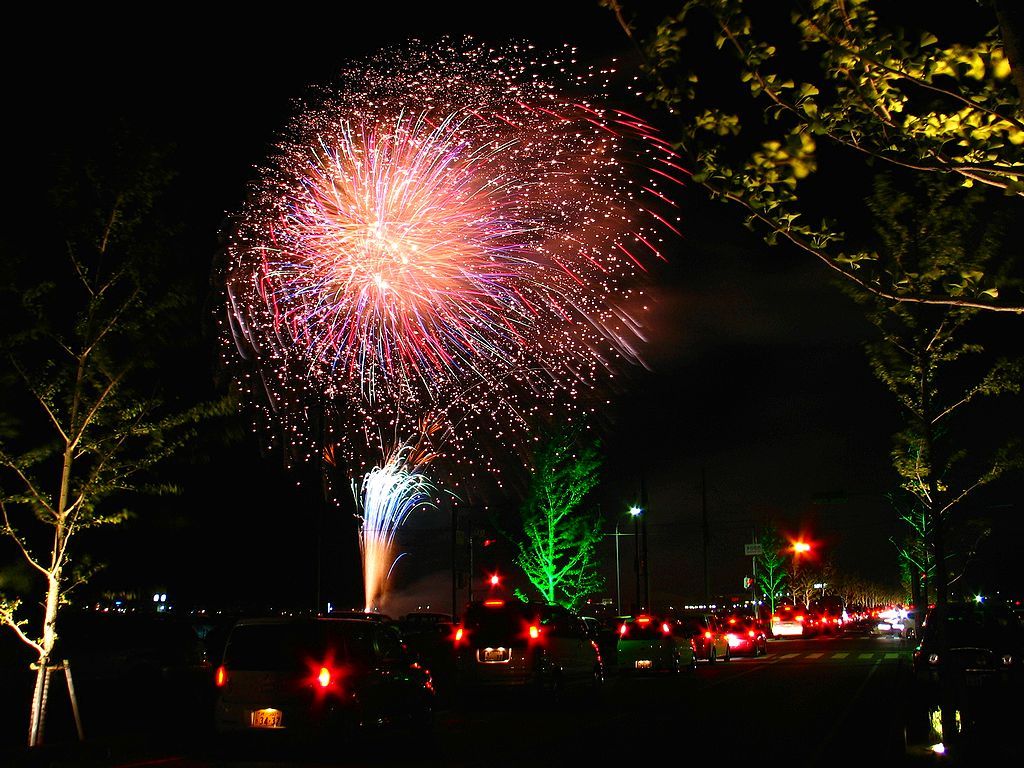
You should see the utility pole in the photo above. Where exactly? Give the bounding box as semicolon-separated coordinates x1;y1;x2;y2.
702;468;710;605
451;505;458;619
640;470;649;611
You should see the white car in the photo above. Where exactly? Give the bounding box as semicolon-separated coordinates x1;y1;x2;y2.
770;605;806;637
874;607;915;637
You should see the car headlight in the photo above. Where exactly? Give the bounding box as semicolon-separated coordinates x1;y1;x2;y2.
1002;654;1015;666
928;653;940;666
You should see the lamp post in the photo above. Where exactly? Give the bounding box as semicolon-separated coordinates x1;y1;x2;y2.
610;510;638;616
629;505;642;612
614;516;622;615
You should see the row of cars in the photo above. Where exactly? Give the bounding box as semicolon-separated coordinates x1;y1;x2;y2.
208;599;772;742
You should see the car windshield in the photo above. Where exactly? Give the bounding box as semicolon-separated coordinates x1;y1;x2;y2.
224;621;376;670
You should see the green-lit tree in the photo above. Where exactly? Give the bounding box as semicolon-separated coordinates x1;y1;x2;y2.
0;140;229;746
512;427;604;611
755;530;788;613
602;0;1024;312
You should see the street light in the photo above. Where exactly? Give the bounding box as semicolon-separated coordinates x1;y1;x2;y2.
629;506;642;613
611;509;639;616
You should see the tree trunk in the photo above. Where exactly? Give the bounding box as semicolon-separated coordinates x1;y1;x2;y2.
994;0;1024;111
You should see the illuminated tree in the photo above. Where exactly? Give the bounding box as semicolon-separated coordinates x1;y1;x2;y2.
513;427;604;611
603;0;1024;312
847;174;1022;606
755;530;788;613
0;142;228;746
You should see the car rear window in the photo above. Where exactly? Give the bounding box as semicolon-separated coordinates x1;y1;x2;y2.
462;603;543;645
223;621;376;670
623;622;665;639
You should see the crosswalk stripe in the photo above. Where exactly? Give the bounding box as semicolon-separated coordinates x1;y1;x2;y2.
858;653;874;659
806;652;823;659
884;653;899;659
779;653;799;659
832;652;849;659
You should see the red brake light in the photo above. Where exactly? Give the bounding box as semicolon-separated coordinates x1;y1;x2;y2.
748;630;755;638
636;615;651;625
529;625;541;640
619;623;628;636
796;615;804;622
483;599;505;607
215;665;228;687
662;622;671;635
771;615;779;622
704;631;712;639
317;666;332;688
454;627;465;646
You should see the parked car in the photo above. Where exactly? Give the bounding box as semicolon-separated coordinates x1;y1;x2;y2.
904;601;1024;753
580;615;620;672
451;598;604;696
770;604;807;637
720;614;769;657
674;611;730;663
213;615;435;740
396;612;457;700
616;614;696;673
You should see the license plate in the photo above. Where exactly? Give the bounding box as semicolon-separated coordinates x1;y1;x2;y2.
635;660;653;670
481;647;510;662
251;708;283;728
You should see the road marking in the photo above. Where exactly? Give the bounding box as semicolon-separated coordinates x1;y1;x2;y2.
858;653;874;659
884;653;899;660
806;652;824;659
779;653;799;659
832;652;849;659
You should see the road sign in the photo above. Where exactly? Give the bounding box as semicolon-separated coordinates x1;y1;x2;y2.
744;543;763;556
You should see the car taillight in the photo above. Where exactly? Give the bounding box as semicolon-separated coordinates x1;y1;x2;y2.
796;615;804;622
748;630;756;638
704;631;712;639
619;623;628;636
529;625;541;641
215;665;228;687
453;626;465;646
662;622;671;635
306;658;345;695
771;615;779;622
317;666;332;688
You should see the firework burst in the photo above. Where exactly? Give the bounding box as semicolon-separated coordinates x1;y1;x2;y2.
223;37;684;481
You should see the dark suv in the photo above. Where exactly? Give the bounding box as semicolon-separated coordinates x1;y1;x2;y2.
904;602;1024;756
213;616;435;740
452;598;604;696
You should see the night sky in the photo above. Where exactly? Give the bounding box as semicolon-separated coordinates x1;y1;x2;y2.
6;2;1022;617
